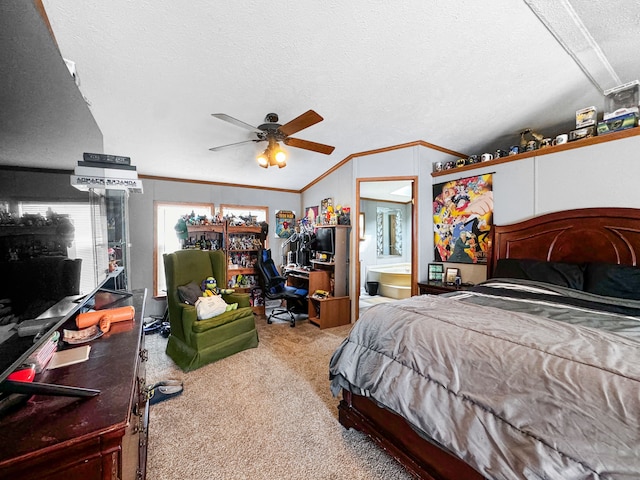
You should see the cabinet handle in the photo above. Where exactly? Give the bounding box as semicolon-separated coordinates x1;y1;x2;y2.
132;401;146;418
138;429;147;447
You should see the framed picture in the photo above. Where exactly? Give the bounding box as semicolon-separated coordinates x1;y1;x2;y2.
427;263;444;282
275;210;295;238
304;205;319;225
320;197;333;223
445;267;460;285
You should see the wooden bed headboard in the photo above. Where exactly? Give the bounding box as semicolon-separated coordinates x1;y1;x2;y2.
488;208;640;278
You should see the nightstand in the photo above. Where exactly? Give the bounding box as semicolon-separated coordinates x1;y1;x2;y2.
417;281;471;295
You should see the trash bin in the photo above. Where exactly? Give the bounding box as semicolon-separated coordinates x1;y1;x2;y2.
366;281;379;296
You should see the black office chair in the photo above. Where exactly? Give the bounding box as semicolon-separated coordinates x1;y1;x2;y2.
256;249;308;327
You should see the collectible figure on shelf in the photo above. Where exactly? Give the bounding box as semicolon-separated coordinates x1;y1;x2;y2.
338;206;351;225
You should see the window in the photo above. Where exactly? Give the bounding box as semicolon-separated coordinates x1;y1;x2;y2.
153;203;268;297
219;204;268;224
154;202;213;297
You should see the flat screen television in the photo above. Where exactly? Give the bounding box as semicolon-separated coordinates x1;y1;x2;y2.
314;227;335;255
0;271;126;398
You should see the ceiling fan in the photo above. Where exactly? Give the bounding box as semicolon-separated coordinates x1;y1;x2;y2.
209;110;335;168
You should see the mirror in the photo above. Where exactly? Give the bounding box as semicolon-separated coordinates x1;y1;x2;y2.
376;207;402;256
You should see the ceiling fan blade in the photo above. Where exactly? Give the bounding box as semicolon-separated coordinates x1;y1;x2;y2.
278;110;323;136
209;139;262;151
283;137;335;155
211;113;263;134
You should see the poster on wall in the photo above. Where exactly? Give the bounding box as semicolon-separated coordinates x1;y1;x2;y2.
275;210;295;238
432;173;493;264
304;206;319;225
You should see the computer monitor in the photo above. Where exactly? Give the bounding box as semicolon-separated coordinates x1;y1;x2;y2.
314;227;335;255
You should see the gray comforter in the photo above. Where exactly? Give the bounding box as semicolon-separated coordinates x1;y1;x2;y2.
329;282;640;479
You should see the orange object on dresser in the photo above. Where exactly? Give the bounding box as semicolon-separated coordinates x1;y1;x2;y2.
76;306;135;332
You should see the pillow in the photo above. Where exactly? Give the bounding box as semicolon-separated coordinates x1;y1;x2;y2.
177;281;203;305
493;258;585;290
583;262;640;300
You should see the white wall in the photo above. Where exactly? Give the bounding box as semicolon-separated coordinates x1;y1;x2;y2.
431;133;640;284
302;145;462;316
302;162;354;219
535;135;640;212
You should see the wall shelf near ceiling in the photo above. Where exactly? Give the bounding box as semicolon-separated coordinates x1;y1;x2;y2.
432;127;640;177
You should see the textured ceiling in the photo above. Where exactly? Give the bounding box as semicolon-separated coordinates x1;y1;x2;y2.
4;1;640;191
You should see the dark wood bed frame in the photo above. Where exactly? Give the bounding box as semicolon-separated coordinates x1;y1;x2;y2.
338;207;640;480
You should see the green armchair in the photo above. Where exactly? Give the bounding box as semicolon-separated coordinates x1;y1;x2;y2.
163;249;258;371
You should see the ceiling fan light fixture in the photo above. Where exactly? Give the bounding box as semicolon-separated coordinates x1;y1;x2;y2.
256;141;288;169
274;147;287;165
257;151;269;168
210;110;334;169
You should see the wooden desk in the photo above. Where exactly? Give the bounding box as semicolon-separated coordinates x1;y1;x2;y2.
0;289;149;480
285;267;350;327
309;295;350;329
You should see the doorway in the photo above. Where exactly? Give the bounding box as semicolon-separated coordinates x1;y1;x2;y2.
355;177;417;320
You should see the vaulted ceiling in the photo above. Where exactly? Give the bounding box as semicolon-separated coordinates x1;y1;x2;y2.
2;1;640;191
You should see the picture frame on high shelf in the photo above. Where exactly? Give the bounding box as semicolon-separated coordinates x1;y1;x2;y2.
427;263;444;282
445;267;460;285
320;197;333;224
304;205;319;225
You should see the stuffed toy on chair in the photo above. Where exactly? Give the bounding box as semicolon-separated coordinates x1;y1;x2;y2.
201;276;235;296
194;277;239;320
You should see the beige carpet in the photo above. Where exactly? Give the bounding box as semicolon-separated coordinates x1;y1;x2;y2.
144;315;413;480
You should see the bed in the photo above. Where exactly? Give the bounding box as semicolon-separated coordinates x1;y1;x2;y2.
330;208;640;480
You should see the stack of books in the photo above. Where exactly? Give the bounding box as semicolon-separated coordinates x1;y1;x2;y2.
27;331;60;373
70;152;143;194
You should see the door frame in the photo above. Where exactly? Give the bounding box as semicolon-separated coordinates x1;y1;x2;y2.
355;176;418;320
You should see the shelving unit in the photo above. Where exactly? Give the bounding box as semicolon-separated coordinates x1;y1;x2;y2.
226;225;264;314
0;224;71;260
285;266;350;328
310;225;350;297
432;127;640;178
308;225;351;327
178;220;265;313
309;295;350;329
105;190;130;290
184;224;225;251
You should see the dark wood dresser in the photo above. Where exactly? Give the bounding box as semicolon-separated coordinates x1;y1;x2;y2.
0;289;149;480
417;281;471;295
